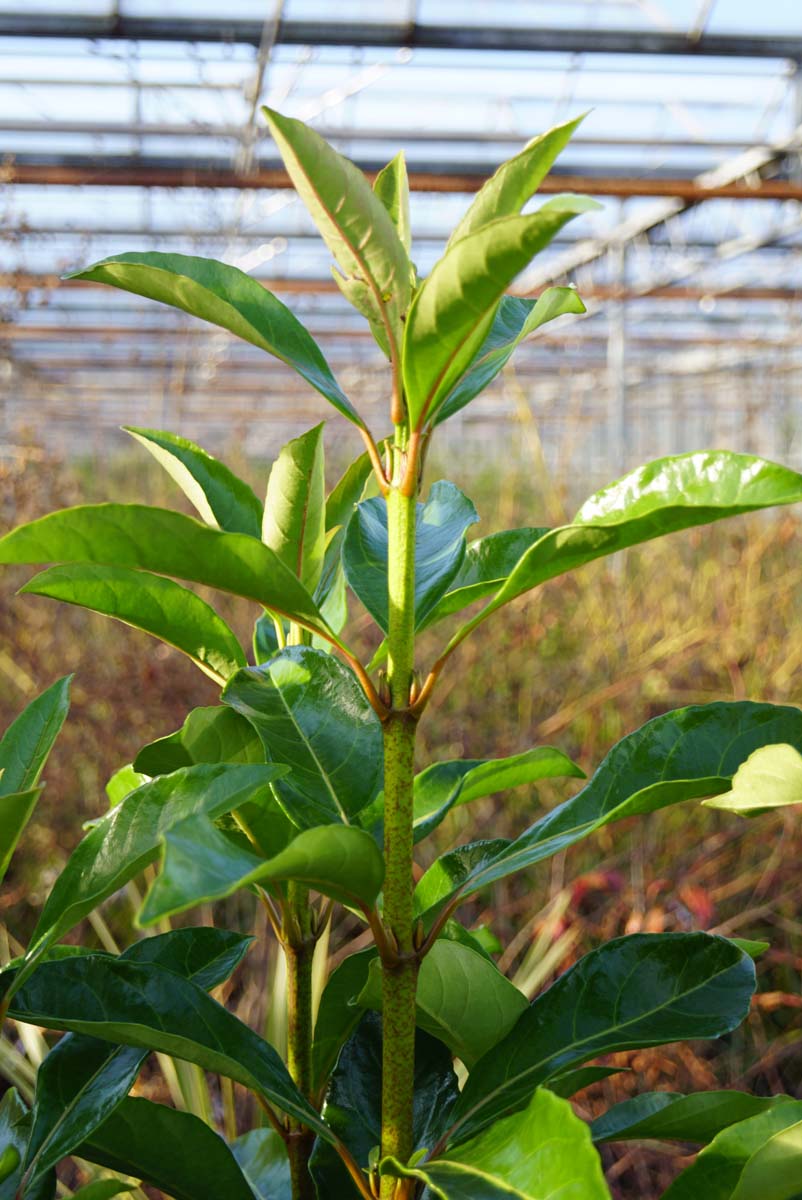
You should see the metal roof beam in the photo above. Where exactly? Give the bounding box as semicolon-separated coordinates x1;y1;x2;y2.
0;17;799;59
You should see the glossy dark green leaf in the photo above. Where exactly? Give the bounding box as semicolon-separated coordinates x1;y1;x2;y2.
410;745;584;842
124;426;262;536
29;763;286;954
703;742;802;814
21;564;245;684
263;107;410;363
66;251;359;425
134;706;263;776
311;1013;459;1200
140;819;385;924
0;675;70;797
448;114;586;244
24;929;252;1188
445;452;802;654
591;1091;792;1145
0;1090;56;1200
231;1128;290;1200
343;482;478;633
358;940;527;1068
223;647;383;828
415;701;802;921
263;423;326;593
402;198;598;429
661;1100;802;1200
373;152;412;256
79;1098;257;1200
0;504;337;642
312;948;377;1094
6;955;330;1139
383;1086;609;1200
434;288;586;426
448;933;755;1144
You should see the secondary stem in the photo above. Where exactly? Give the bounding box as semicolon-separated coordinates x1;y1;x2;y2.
285;881;316;1199
380;431;420;1200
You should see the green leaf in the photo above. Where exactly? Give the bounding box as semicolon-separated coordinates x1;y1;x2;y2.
70;1181;134;1199
312;948;377;1093
263;423;326;593
79;1098;258;1200
5;955;331;1140
358;940;527;1068
65;252;360;426
0;503;337;643
0;1089;55;1200
660;1101;802;1200
133;706;263;776
0;675;70;797
448;114;587;244
591;1091;793;1145
373;152;412;256
311;1014;459;1200
263;107;410;362
414;701;802;922
24;929;252;1188
317;451;374;617
410;745;585;842
0;787;42;886
402;199;598;429
383;1086;609;1200
343;482;478;633
546;1066;625;1099
231;1129;290;1200
223;647;383;828
29;763;286;954
447;452;802;652
124;426;262;536
434;288;586;426
21;564;245;684
703;743;802;814
140;820;385;924
105;764;146;806
448;933;755;1144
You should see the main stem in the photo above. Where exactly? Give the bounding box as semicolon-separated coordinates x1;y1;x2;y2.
285;880;316;1200
380;429;419;1200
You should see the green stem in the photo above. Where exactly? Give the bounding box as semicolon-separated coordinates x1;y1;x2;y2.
380;432;420;1200
285;880;316;1200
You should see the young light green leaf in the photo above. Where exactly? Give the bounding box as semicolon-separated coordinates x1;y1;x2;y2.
29;763;286;953
4;955;332;1140
415;701;802;922
263;422;326;593
0;503;337;642
78;1098;260;1200
311;1014;459;1200
263;107;410;360
65;252;360;426
434;288;587;426
591;1091;793;1146
124;426;262;536
383;1086;609;1200
223;647;383;828
343;482;478;633
21;563;246;684
446;452;802;655
70;1182;134;1200
703;742;802;814
660;1101;802;1200
448;113;587;245
402;199;598;429
140;819;385;924
105;764;147;806
448;933;755;1144
312;947;377;1093
358;940;527;1068
373;152;412;256
231;1129;290;1200
0;674;71;797
133;705;263;776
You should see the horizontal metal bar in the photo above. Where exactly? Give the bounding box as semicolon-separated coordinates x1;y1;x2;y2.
6;158;802;199
0;17;799;59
